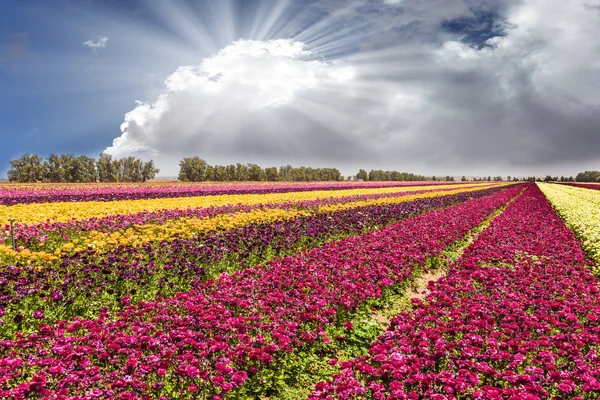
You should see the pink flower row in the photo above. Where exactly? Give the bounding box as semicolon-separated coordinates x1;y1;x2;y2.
0;187;522;399
311;184;599;399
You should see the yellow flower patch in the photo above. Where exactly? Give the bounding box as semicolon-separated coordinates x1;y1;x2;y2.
0;184;479;226
538;183;600;271
0;183;503;263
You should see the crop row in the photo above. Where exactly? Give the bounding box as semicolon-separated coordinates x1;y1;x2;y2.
311;184;599;399
0;185;512;337
0;182;459;206
0;186;522;399
1;185;477;246
0;184;498;263
0;183;481;228
539;183;600;272
558;183;600;191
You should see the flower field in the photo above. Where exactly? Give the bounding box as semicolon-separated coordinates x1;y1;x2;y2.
0;181;598;399
311;184;600;399
0;182;456;206
0;183;496;262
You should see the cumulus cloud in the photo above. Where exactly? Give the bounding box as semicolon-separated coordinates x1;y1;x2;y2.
83;36;109;51
106;0;600;175
106;39;374;165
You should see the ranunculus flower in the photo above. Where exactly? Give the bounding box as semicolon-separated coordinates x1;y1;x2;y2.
231;371;248;386
33;310;45;320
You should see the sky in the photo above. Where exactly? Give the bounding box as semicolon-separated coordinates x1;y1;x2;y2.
1;0;599;178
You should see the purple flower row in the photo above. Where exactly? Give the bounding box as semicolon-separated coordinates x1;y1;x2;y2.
0;186;521;399
0;182;457;206
311;184;599;399
0;186;510;338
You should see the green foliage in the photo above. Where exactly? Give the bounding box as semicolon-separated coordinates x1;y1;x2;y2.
177;159;343;182
355;169;368;181
97;153;118;182
359;169;427;181
575;170;600;182
7;154;45;183
113;156;159;182
7;153;158;183
231;306;384;400
178;157;209;182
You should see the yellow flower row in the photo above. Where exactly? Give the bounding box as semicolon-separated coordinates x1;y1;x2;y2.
0;183;479;226
538;183;600;270
0;184;503;263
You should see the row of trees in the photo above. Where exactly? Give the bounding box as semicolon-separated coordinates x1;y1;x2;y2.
7;154;599;183
178;159;436;183
178;157;344;182
575;171;600;182
355;169;428;182
7;154;160;183
523;176;577;182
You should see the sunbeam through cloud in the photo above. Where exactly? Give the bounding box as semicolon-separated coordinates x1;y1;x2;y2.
1;0;600;177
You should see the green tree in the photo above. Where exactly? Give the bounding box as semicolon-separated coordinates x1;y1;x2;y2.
7;154;45;182
178;157;208;182
44;154;66;182
141;160;159;182
575;171;600;182
225;165;237;181
265;167;279;181
212;165;228;181
97;153;119;182
205;165;215;181
355;169;368;181
235;163;250;181
276;165;290;181
70;155;97;182
115;157;144;182
248;164;267;181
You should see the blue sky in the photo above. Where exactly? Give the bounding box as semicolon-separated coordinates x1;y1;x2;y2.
0;0;328;174
1;0;188;171
1;0;599;177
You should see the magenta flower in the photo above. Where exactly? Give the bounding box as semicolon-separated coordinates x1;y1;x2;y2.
33;310;45;320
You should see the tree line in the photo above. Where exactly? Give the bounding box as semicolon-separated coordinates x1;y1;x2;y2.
575;171;600;182
178;157;344;182
6;153;599;183
7;154;159;183
178;158;434;182
354;169;428;182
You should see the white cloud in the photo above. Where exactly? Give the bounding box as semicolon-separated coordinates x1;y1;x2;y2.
106;0;600;175
106;39;376;166
83;36;109;51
